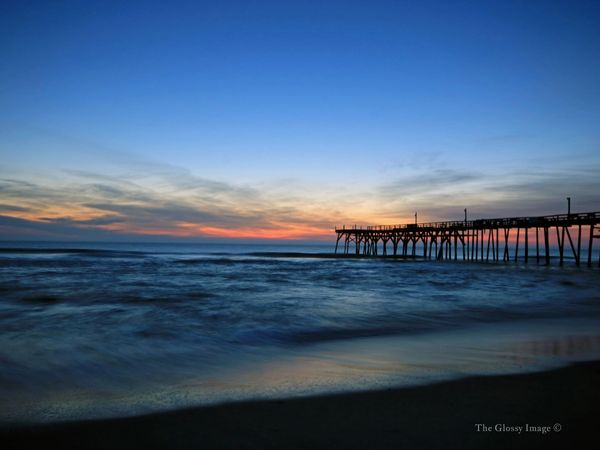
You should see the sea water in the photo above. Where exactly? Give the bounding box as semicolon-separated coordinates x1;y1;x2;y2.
1;242;599;423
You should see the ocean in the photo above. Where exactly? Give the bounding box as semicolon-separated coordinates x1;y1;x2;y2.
1;241;599;423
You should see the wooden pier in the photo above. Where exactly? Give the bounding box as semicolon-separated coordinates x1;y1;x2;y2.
335;211;600;266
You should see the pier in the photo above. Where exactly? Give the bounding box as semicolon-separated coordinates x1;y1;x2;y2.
335;211;600;266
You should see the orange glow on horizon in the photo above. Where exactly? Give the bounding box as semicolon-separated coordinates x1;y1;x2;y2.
180;223;331;240
0;209;336;240
99;223;332;240
37;216;334;240
2;206;597;243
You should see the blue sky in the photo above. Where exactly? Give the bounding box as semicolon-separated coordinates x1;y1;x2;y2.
1;0;599;240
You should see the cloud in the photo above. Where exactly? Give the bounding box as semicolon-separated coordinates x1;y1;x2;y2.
0;203;31;212
39;216;125;226
1;152;598;240
85;202;257;227
0;165;344;240
375;164;600;222
379;169;483;198
0;214;121;240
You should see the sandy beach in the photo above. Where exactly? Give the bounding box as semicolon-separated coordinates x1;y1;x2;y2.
2;360;598;450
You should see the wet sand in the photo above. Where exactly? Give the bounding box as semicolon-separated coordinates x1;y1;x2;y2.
2;361;599;450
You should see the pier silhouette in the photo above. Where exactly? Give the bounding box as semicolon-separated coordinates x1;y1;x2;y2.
335;211;600;266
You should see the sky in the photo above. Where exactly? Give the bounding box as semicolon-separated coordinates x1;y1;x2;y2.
1;0;599;241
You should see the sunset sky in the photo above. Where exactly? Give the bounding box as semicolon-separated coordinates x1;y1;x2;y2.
1;0;599;241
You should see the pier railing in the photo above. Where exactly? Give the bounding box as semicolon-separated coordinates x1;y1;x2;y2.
336;212;600;232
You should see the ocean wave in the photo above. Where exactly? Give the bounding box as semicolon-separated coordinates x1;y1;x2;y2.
0;248;147;258
176;257;292;266
245;252;338;258
2;244;600;395
231;304;600;346
18;295;62;305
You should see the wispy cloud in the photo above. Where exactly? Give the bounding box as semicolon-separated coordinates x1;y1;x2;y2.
39;216;125;226
379;169;483;198
375;164;600;222
1;155;599;240
0;164;350;240
0;203;31;212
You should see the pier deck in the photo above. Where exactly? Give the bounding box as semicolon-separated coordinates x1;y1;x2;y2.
335;211;600;266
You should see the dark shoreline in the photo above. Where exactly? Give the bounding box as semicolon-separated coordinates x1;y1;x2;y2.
2;361;599;450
